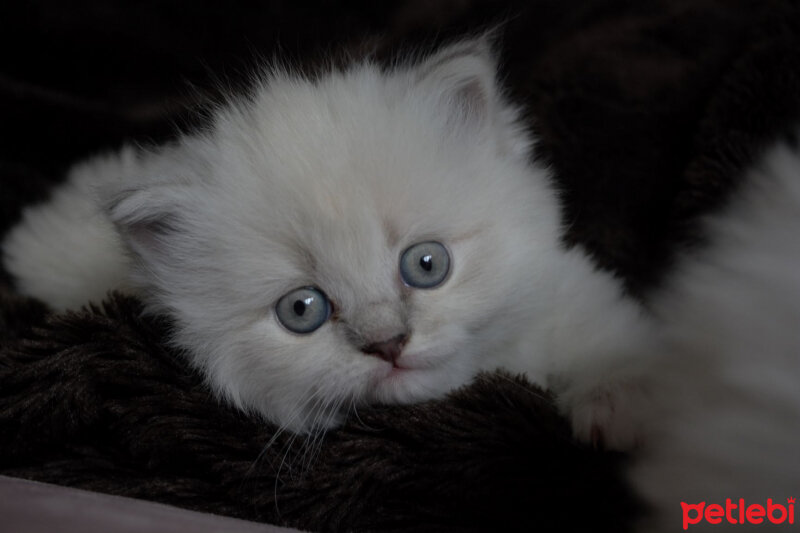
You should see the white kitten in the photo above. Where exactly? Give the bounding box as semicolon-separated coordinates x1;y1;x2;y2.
2;39;645;438
7;35;795;532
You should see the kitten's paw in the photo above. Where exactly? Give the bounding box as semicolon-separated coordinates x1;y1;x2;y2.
560;383;646;451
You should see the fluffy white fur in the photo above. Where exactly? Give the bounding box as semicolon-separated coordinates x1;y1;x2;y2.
2;39;644;439
625;138;800;531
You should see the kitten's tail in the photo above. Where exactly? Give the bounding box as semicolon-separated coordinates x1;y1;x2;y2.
632;135;800;531
2;150;135;310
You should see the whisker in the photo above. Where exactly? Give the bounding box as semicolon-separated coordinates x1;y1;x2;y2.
238;390;319;513
350;397;379;431
300;394;335;470
273;430;302;518
303;394;346;471
247;388;322;476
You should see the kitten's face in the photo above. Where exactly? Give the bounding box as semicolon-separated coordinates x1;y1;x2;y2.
107;40;561;432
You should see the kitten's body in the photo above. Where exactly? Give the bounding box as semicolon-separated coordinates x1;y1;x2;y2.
627;139;800;531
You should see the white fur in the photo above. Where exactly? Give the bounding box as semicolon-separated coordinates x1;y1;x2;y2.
2;39;643;437
2;152;134;309
626;139;800;531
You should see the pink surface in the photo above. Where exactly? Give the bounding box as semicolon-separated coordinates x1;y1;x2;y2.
0;475;303;533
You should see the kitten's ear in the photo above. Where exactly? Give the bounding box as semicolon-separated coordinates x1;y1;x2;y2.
413;37;500;132
102;185;186;261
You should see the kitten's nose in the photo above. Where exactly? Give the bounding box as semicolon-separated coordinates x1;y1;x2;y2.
361;334;408;364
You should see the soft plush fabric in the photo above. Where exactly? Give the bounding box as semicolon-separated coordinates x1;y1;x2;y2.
0;294;639;531
1;1;799;531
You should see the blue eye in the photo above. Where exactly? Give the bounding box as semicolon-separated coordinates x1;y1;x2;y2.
276;287;331;334
399;241;450;289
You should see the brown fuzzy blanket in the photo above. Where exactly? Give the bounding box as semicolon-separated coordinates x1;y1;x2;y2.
1;1;799;531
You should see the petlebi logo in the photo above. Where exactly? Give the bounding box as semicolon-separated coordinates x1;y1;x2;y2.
681;498;795;529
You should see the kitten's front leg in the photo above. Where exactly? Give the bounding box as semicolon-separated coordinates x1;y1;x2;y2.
554;373;651;450
539;248;655;450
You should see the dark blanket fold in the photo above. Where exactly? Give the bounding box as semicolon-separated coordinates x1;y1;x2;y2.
1;1;799;531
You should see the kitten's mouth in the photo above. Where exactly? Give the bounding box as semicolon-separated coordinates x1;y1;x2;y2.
386;364;411;378
365;354;448;404
368;366;419;400
381;352;436;375
379;360;414;378
368;359;416;386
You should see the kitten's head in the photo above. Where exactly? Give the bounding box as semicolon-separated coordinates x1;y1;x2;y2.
104;39;561;432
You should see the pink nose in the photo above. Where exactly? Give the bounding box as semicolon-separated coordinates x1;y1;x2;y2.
361;334;408;364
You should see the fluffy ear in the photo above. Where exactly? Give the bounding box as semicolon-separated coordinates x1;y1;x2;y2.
413;37;500;133
103;185;186;261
